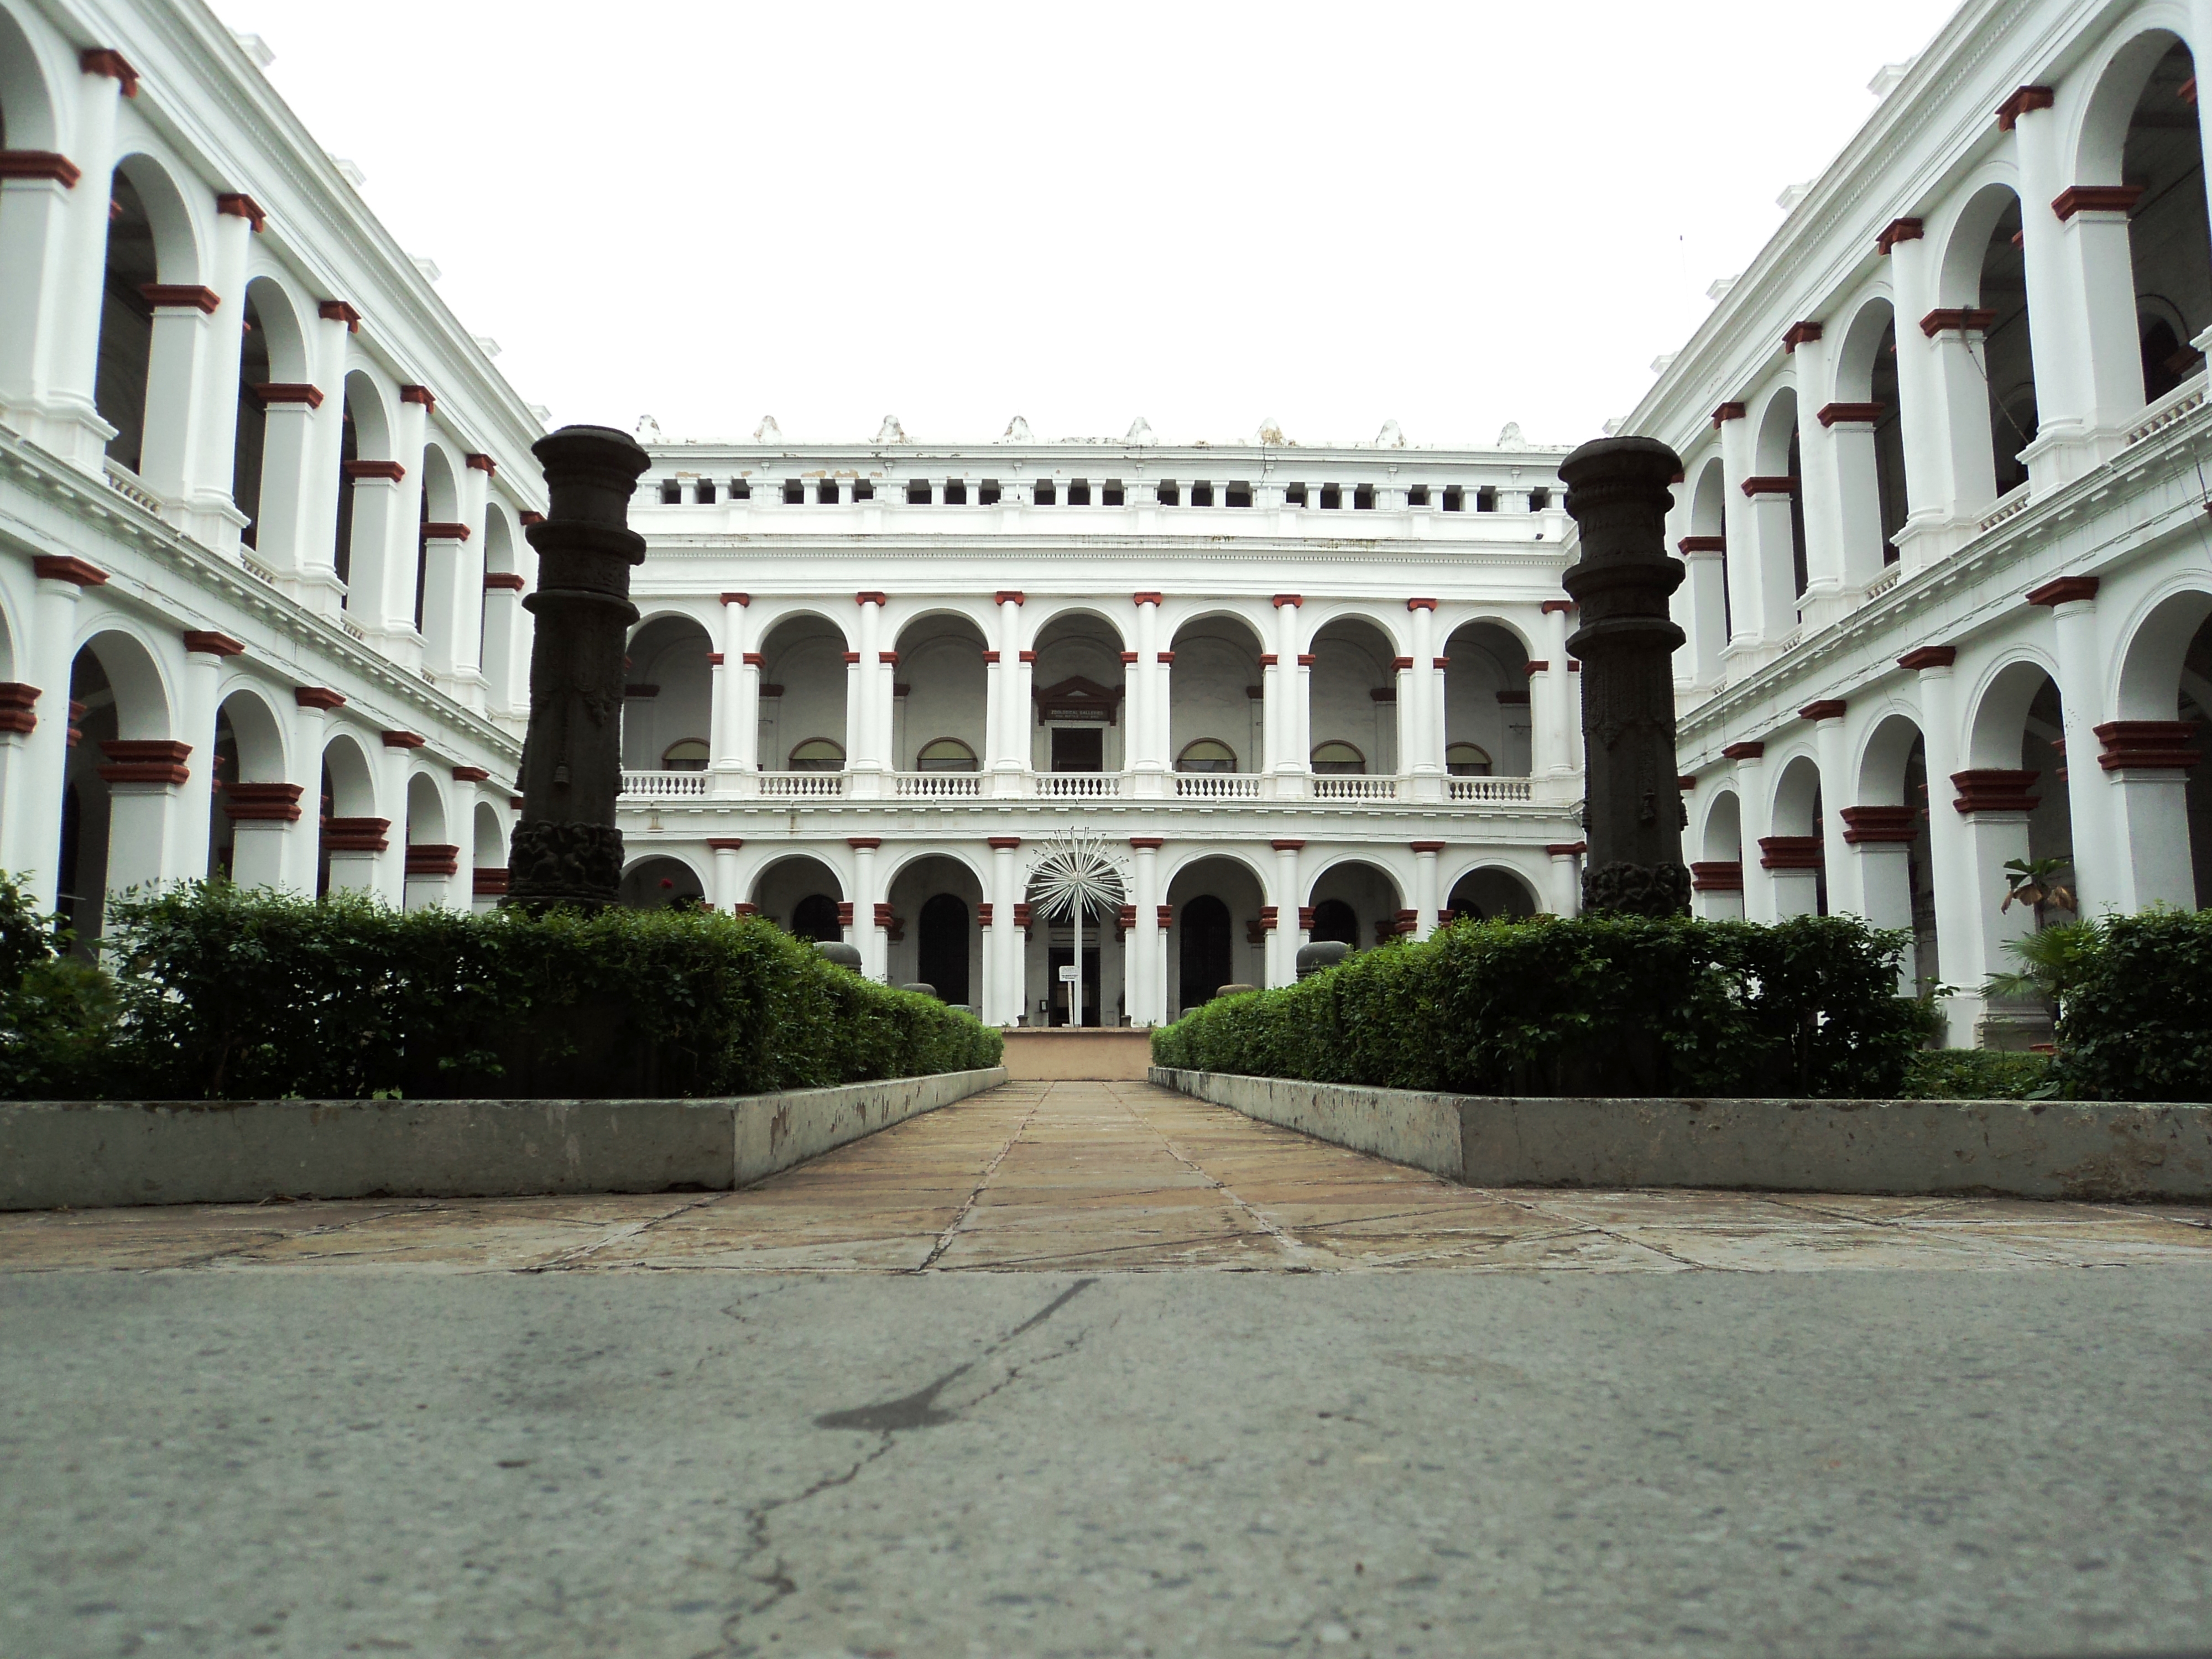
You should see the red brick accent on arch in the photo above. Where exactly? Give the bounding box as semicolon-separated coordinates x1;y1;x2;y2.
1156;651;1174;665
294;686;346;711
1952;769;2041;815
222;782;302;822
1393;656;1415;670
1156;905;1175;931
742;652;765;667
1525;660;1550;677
982;650;1000;664
1816;403;1885;428
405;844;460;879
1300;654;1319;667
1133;591;1163;605
1541;599;1577;614
34;555;108;587
878;651;898;665
182;630;245;657
842;652;860;665
1271;839;1306;852
720;592;750;606
216;193;267;231
1677;536;1726;555
1259;654;1278;667
451;765;490;782
1898;645;1957;672
847;837;882;850
988;837;1022;849
836;902;855;928
1120;651;1139;664
1410;841;1446;854
421;522;471;542
474;869;509;898
0;152;83;187
381;731;426;749
484;573;525;592
975;902;994;927
1875;217;1923;255
994;590;1025;605
1691;861;1744;892
1799;699;1846;722
137;283;219;312
2053;185;2144;221
2027;575;2100;607
97;739;191;786
1298;906;1317;931
1995;85;2054;130
1921;308;1997;337
466;453;497;476
1678;775;1698;791
1405;597;1438;611
319;300;361;331
855;591;886;606
1711;402;1746;427
1128;837;1164;850
1759;836;1824;870
322;817;389;853
707;838;745;851
1840;806;1920;844
706;652;724;666
0;685;36;736
1013;903;1034;931
1740;476;1798;497
80;49;140;95
343;459;405;482
1546;842;1588;858
399;385;436;413
2096;721;2201;771
1722;741;1767;761
1018;650;1037;664
1272;593;1304;608
1781;321;1823;353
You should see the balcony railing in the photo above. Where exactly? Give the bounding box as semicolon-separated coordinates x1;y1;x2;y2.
1031;771;1123;798
1175;773;1262;799
1446;776;1533;802
2125;371;2208;447
894;770;985;797
758;770;846;798
1312;775;1398;800
622;769;709;798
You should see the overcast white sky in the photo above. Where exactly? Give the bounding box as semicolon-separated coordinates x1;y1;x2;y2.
210;0;1961;450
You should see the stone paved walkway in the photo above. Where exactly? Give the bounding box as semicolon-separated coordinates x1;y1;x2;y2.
6;1079;2209;1275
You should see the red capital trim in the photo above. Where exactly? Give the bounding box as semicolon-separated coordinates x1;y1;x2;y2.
1013;903;1033;930
1119;651;1140;664
451;765;491;782
1271;839;1306;852
1156;651;1175;664
421;521;471;542
0;151;82;187
1840;806;1920;844
1875;217;1923;255
1393;655;1415;670
319;300;361;331
404;843;461;878
1258;906;1280;931
841;651;861;665
465;452;497;476
705;838;746;852
855;590;886;606
1128;836;1164;849
223;782;302;822
1133;591;1164;605
216;192;266;231
878;651;899;665
1546;842;1589;857
483;572;526;592
2026;575;2099;607
343;459;405;482
1018;650;1037;664
1759;835;1825;870
1799;698;1846;722
1816;401;1885;428
1740;475;1798;497
1678;774;1698;790
250;382;323;409
1300;653;1319;667
1567;660;1582;672
975;902;993;926
1781;321;1823;353
1259;653;1278;666
139;284;220;314
182;630;245;658
97;738;191;786
847;836;883;849
982;650;1001;664
33;555;107;587
398;386;434;414
994;589;1026;605
1541;599;1578;614
1952;768;2041;815
1273;593;1303;607
707;651;725;666
81;49;139;95
712;593;752;609
1712;401;1747;427
1156;904;1175;930
988;836;1022;849
519;511;544;525
2095;720;2202;771
1677;535;1726;554
835;902;855;928
873;903;896;928
2053;185;2143;221
1898;645;1957;671
1410;840;1446;853
1432;656;1451;670
1921;307;1997;337
742;651;765;666
321;817;387;852
381;730;427;749
1722;740;1766;761
1298;905;1317;931
473;868;510;896
0;683;37;737
294;686;346;711
1995;85;2055;131
1691;860;1744;891
1405;597;1438;611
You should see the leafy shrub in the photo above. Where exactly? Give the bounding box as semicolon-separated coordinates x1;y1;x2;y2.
2053;907;2212;1102
7;881;999;1101
0;876;121;1099
1900;1049;2055;1100
1151;913;1923;1099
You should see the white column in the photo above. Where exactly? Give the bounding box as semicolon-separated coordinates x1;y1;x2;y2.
174;637;228;879
0;166;83;453
2042;584;2121;916
1841;808;1920;994
1270;597;1302;780
134;292;218;514
1743;482;1799;639
377;735;414;907
990;837;1021;1024
1131;837;1162;1024
1544;843;1583;916
1270;839;1302;987
14;568;90;905
1809;703;1854;914
709;838;743;911
291;309;352;614
102;759;186;904
2106;758;2200;911
1924;318;2001;531
452;459;492;692
1715;409;1764;655
1411;842;1442;938
719;593;757;781
382;398;429;637
1392;651;1418;777
1679;544;1728;691
1407;599;1441;785
994;593;1027;776
419;527;471;682
284;693;332;895
1912;650;1977;1041
1883;227;1954;569
850;837;882;979
1730;745;1774;922
1538;601;1574;779
181;204;254;552
1823;410;1890;601
1791;331;1849;626
1131;595;1166;779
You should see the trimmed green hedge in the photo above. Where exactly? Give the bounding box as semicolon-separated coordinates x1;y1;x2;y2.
0;879;999;1101
1151;914;1925;1099
1900;1049;2054;1100
2052;908;2212;1102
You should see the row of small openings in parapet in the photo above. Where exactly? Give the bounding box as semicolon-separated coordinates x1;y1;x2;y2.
653;478;1554;509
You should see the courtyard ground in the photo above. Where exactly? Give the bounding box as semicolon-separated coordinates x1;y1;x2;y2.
3;1081;2209;1657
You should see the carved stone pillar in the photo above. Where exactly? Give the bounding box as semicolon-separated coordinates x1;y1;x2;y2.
1559;436;1690;916
507;426;650;910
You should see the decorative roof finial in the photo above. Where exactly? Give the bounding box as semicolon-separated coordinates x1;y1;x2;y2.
1126;416;1155;445
1003;414;1034;442
875;414;906;444
753;415;782;444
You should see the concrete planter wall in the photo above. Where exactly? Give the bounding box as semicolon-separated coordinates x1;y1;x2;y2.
1151;1067;2212;1202
1;1067;1008;1212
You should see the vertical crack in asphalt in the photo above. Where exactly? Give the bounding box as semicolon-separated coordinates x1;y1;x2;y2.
915;1089;1044;1271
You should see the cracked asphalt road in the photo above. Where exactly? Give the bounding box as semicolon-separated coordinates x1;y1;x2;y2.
4;1082;2210;1658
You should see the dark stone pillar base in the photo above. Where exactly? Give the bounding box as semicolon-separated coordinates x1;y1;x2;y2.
507;821;627;911
1581;860;1694;920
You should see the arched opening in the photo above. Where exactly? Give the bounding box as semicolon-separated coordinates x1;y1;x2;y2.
471;802;507;910
1023;847;1127;1026
2112;591;2212;907
1444;867;1540;923
1442;620;1532;776
1981;198;2038;495
1832;299;1909;580
1854;712;1941;993
1168;614;1265;777
1030;611;1126;774
622;614;713;775
1307;859;1408;950
893;613;988;775
1694;789;1746;921
0;10;58;154
415;446;460;637
333;372;393;603
2122;44;2211;402
233;290;269;546
619;854;706;911
1165;855;1267;1018
1307;615;1398;776
317;733;381;897
208;687;288;888
886;854;984;1008
1751;389;1808;626
1308;898;1357;944
917;894;971;1004
1963;662;2077;1041
1766;755;1828;917
93;169;158;477
751;855;845;940
402;773;453;910
59;632;175;946
757;614;848;776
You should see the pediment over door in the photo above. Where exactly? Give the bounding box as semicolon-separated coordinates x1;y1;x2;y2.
1033;675;1124;726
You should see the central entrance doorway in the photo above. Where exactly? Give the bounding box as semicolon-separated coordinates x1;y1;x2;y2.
1046;945;1100;1025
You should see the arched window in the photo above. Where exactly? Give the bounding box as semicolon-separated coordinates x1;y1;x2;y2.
916;737;978;773
1311;741;1365;775
790;893;841;942
1310;898;1358;945
787;738;845;773
1446;742;1492;777
662;739;709;773
1176;739;1237;774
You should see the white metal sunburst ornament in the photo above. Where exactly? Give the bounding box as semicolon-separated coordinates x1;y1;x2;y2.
1026;830;1127;1028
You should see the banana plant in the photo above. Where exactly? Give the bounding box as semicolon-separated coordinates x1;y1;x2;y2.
2000;854;2075;914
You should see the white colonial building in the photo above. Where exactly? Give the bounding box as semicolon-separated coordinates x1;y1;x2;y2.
612;429;1584;1026
5;0;2209;1042
0;0;545;946
1636;0;2212;1044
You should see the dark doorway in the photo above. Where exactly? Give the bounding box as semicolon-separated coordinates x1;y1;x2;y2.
791;892;841;942
1046;946;1100;1025
1310;898;1358;945
1178;894;1232;1013
1051;727;1103;772
918;893;970;1005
